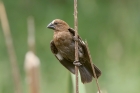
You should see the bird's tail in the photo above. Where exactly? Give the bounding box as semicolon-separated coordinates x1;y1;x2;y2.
78;65;93;83
78;64;101;83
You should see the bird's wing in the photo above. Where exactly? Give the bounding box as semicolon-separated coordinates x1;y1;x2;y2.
68;28;101;78
50;40;75;74
68;28;90;61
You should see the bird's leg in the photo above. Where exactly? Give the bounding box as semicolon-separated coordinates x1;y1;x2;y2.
73;60;82;66
73;36;79;42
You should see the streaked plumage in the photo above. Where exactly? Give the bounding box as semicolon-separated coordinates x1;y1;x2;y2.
47;19;101;83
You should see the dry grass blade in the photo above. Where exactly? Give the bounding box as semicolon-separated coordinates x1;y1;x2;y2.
85;41;101;93
0;2;22;93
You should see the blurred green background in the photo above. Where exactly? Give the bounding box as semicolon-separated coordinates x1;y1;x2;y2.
0;0;140;93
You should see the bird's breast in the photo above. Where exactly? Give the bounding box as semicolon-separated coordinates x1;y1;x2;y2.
53;31;73;47
53;31;75;60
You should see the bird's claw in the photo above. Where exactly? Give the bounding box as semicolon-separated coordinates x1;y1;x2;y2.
73;60;82;66
73;36;79;42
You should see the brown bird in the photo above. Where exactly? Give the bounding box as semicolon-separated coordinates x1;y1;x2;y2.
47;19;101;83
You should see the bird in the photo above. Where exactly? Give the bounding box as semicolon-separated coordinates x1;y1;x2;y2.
47;19;101;83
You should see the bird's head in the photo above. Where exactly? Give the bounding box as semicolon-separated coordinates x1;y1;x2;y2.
47;19;70;31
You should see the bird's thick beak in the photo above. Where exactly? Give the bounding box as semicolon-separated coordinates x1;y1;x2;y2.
47;22;55;30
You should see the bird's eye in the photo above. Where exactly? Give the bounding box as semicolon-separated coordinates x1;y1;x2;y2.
54;22;58;25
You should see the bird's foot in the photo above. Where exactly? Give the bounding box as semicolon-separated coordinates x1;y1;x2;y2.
73;60;82;66
73;36;79;42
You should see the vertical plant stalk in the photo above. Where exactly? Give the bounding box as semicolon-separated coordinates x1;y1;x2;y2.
27;16;35;53
25;16;40;93
0;2;22;93
74;0;79;93
24;52;40;93
85;41;101;93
